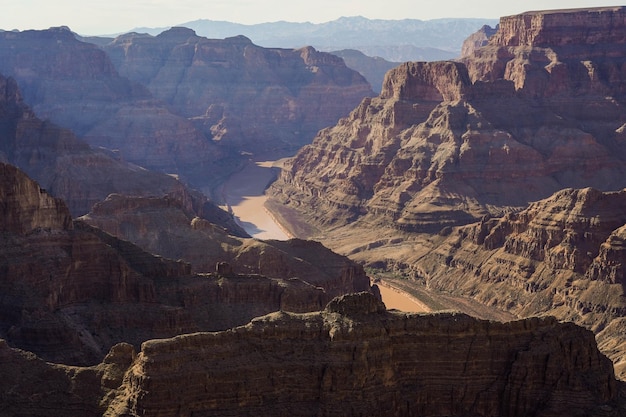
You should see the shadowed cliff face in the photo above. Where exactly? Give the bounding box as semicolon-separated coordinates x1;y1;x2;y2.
79;193;371;298
103;28;374;153
0;163;365;366
0;27;226;187
2;294;624;416
103;293;623;417
0;72;238;221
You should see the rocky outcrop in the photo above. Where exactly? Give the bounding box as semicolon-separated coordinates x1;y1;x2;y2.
104;28;374;153
0;27;225;187
79;193;370;299
410;187;626;377
0;163;355;366
0;339;134;417
269;7;626;234
0;162;72;234
104;292;623;417
460;24;497;58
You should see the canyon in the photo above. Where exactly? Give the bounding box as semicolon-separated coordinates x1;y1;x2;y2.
1;6;626;416
267;6;626;379
0;26;372;193
0;162;370;367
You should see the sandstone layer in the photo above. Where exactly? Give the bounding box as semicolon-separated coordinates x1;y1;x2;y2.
0;163;365;366
105;292;623;417
270;6;626;233
0;27;224;185
104;28;374;154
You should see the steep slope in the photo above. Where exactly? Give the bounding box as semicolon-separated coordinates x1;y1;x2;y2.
0;26;225;187
106;293;623;417
79;193;371;299
104;28;374;153
0;71;243;234
3;293;622;416
411;187;626;375
266;6;626;378
0;163;365;366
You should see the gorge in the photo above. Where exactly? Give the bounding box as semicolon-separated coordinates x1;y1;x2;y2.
1;6;626;416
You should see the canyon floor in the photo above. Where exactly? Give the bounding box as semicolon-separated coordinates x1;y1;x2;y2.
218;159;516;319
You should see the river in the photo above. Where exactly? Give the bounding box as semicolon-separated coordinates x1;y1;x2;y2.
220;157;291;240
220;157;428;312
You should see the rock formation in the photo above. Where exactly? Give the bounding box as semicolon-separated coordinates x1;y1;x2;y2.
78;193;370;299
103;28;374;153
0;71;243;232
460;24;497;58
104;292;623;417
0;27;225;186
266;6;626;378
407;187;626;378
0;340;134;417
0;163;363;366
3;293;622;416
270;11;626;232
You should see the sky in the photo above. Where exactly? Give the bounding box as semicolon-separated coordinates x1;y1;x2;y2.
2;0;624;36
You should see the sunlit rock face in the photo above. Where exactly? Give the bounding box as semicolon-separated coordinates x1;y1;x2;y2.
103;28;374;153
269;6;626;233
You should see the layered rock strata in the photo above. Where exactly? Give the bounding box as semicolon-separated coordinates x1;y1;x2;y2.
0;163;361;366
411;187;626;378
0;71;245;237
105;292;623;417
269;7;626;234
79;193;370;299
104;28;374;153
0;27;223;184
0;340;134;417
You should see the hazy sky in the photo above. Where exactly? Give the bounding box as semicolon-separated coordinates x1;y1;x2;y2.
2;0;624;35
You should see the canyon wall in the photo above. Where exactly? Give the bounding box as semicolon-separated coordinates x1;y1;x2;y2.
0;71;244;233
410;187;626;378
0;163;364;366
271;7;626;233
0;27;223;185
266;6;626;378
79;193;371;298
105;293;622;417
103;28;374;154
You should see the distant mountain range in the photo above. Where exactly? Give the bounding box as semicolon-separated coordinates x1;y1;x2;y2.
122;16;498;62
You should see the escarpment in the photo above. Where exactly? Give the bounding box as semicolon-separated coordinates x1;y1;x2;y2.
0;27;224;184
103;28;374;154
270;7;626;235
0;70;225;218
0;163;368;366
104;293;623;417
414;187;626;378
79;193;370;298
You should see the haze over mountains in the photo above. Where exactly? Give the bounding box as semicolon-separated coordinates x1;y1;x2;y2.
122;16;498;62
1;6;626;416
